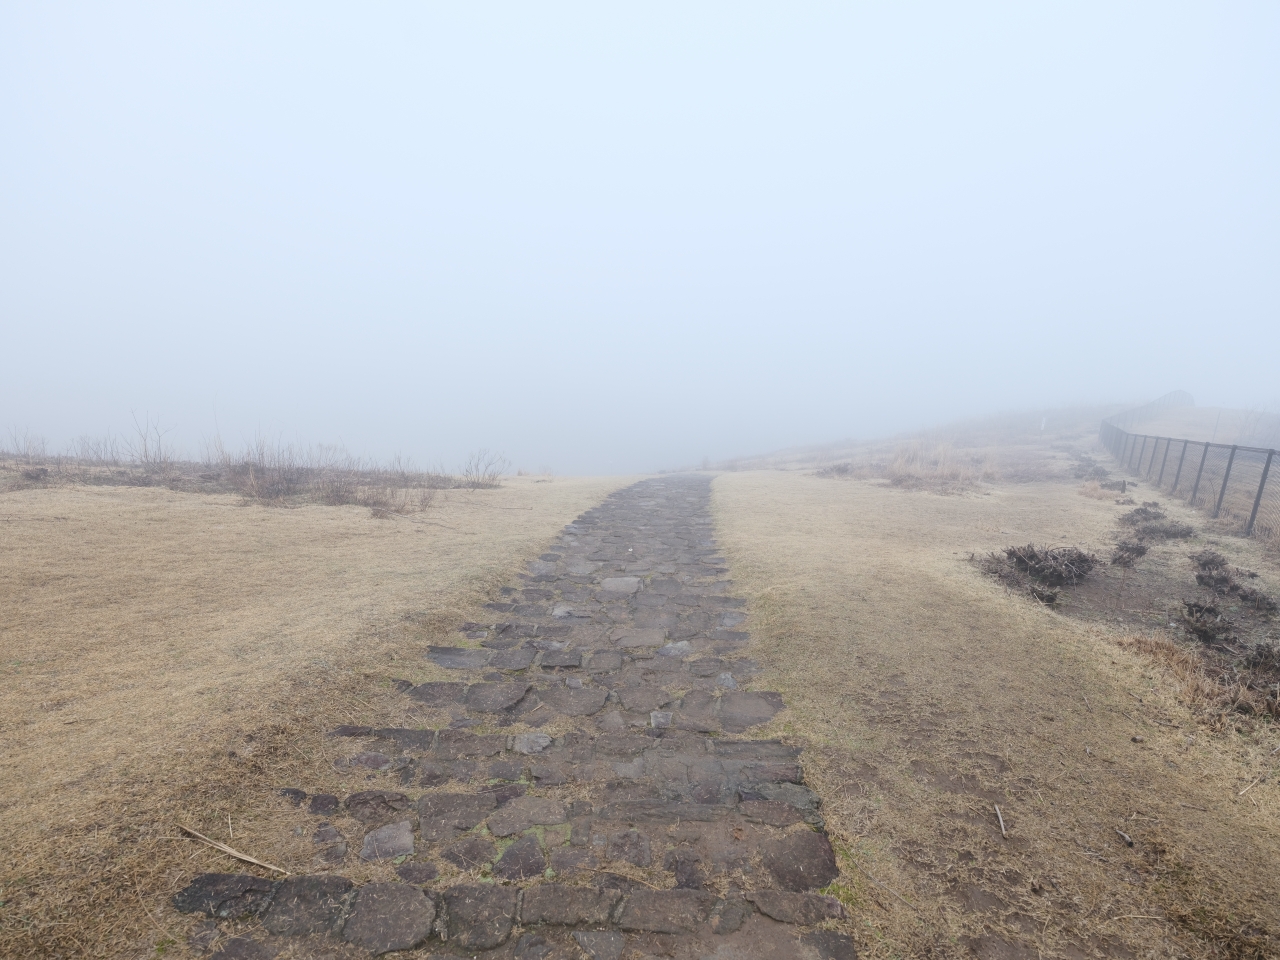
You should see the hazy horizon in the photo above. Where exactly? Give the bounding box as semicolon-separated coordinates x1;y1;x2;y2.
4;4;1278;474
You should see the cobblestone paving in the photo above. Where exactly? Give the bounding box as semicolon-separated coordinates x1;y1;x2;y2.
175;476;854;959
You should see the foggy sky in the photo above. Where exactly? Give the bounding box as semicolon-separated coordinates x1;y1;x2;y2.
3;4;1278;474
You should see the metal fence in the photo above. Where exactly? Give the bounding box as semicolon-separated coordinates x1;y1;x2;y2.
1099;419;1278;543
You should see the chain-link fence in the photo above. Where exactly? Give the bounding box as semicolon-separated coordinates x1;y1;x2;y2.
1100;418;1278;545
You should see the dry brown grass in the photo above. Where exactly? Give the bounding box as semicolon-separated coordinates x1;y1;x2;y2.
1078;480;1117;501
0;476;630;957
712;469;1280;960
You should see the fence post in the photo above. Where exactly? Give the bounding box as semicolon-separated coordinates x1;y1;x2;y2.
1213;445;1238;519
1147;438;1161;479
1172;439;1189;493
1246;450;1274;536
1190;442;1211;505
1120;432;1131;464
1132;436;1146;471
1157;438;1171;486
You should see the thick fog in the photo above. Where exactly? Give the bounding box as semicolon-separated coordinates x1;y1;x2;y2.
3;4;1278;473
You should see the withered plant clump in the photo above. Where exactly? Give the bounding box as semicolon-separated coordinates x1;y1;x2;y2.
1110;540;1149;567
982;544;1098;605
1182;601;1235;644
1004;544;1097;587
1117;502;1195;541
1190;551;1278;614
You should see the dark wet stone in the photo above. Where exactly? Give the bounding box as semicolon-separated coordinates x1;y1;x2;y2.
418;791;498;841
573;930;626;960
435;729;506;759
550;847;596;874
719;691;784;732
341;882;435;955
688;658;723;678
308;793;340;815
329;724;373;737
618;687;673;713
711;898;754;934
374;727;436;751
406;681;467;706
313;842;348;866
481;782;527;806
312;823;343;844
761;831;840;891
494;834;546;880
345;790;412;824
593;734;652;757
540;649;581;668
489;646;537;670
739;782;823;824
172;873;277;919
487;796;567;837
713;739;801;760
278;788;306;806
742;762;803;783
663;849;704;889
803;930;859;959
443;884;519;950
538;685;609;716
341;751;392;771
521;883;620;925
209;936;278;960
748;890;845;924
531;763;568;785
465;682;531;712
740;799;806;827
262;875;353;935
512;933;555;959
442;835;497;870
599;800;725;822
607;829;651;867
428;646;493;669
489;758;526;780
586;651;623;672
485;601;515;612
618;889;717;933
395;861;439;884
359;820;414;862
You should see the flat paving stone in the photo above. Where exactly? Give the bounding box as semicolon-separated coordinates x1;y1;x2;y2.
418;792;498;841
441;835;497;870
513;732;553;754
617;888;717;933
538;684;609;716
262;875;352;936
172;873;277;920
406;681;466;705
208;936;278;960
747;890;845;924
613;628;667;648
487;796;567;836
521;883;620;925
342;882;435;955
426;646;493;669
443;884;519;950
493;834;546;880
489;646;536;669
599;577;641;594
465;682;531;712
359;820;414;862
760;830;840;891
344;791;412;824
573;930;626;960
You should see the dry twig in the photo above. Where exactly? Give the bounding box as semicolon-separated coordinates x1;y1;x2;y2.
177;824;289;875
995;804;1008;838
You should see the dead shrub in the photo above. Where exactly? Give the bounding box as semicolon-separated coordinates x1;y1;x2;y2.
1003;544;1097;587
1078;480;1115;500
1190;551;1278;613
1111;540;1148;567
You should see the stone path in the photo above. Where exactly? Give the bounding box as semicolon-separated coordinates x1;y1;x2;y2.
175;476;854;959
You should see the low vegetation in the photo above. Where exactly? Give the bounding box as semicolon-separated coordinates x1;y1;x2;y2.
1;425;512;516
